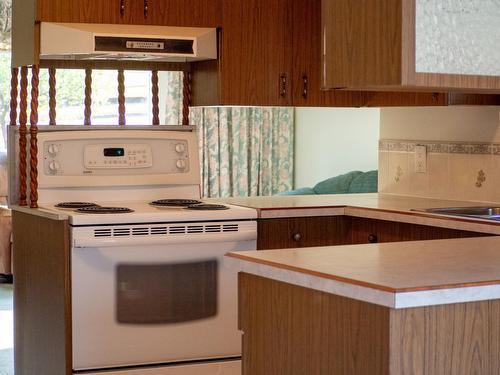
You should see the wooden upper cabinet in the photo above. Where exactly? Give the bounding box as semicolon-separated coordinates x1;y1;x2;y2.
130;0;219;27
37;0;128;24
36;0;218;26
292;0;446;107
292;0;365;107
217;0;293;106
322;0;500;92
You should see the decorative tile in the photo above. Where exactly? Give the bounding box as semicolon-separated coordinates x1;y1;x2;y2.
426;142;449;154
387;141;409;152
448;143;470;154
469;144;492;155
475;169;486;188
379;139;500;203
380;140;494;155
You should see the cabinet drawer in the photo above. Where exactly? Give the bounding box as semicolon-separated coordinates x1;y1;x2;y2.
257;216;349;250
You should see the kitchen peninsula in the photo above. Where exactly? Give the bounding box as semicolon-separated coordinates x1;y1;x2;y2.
221;193;500;375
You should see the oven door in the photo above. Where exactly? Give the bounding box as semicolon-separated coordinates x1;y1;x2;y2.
71;221;256;371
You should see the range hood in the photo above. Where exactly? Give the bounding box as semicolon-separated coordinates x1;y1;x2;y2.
39;22;217;62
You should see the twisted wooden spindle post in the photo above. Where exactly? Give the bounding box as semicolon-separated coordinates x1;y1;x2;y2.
182;72;192;126
9;68;19;126
151;70;159;125
84;68;92;125
48;67;57;125
118;69;126;126
30;65;40;208
18;67;29;206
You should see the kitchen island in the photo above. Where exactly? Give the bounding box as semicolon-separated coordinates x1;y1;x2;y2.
227;236;500;375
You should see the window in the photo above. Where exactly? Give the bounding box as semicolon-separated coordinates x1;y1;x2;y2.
0;0;184;152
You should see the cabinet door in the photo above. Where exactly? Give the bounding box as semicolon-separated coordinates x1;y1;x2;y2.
292;0;447;107
37;0;218;26
139;0;219;27
37;0;128;24
349;217;489;244
257;216;349;250
291;0;365;107
219;0;293;106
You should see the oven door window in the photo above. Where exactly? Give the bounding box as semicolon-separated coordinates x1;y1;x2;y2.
116;260;218;324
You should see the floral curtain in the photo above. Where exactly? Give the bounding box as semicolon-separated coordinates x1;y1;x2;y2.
190;107;295;198
163;71;183;125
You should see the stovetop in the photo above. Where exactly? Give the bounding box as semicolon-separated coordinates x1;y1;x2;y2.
39;200;257;226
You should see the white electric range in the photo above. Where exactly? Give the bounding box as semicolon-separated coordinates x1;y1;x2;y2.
11;127;257;375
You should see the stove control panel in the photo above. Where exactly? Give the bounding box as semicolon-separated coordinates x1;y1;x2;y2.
83;144;154;169
37;131;198;189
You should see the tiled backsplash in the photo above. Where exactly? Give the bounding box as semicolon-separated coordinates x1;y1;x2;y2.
379;139;500;203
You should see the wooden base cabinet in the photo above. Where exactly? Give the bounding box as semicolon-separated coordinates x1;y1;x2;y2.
12;211;72;375
239;273;500;375
257;216;490;250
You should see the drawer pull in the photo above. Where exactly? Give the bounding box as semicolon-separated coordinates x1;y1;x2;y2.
368;234;378;243
292;233;302;242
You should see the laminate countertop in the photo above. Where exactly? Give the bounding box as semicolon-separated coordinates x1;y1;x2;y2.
226;236;500;309
222;193;500;308
214;193;500;235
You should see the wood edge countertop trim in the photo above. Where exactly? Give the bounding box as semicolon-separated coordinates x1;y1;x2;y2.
225;250;500;294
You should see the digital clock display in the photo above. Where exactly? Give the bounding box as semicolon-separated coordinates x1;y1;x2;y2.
103;148;125;157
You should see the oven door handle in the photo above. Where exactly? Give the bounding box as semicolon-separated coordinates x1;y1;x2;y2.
72;230;257;248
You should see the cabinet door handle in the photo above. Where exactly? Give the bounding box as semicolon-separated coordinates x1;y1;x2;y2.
301;74;308;99
368;234;378;243
292;233;302;242
119;0;125;16
144;0;149;18
279;75;287;98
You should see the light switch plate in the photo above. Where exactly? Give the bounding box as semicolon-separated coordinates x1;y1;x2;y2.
415;145;427;173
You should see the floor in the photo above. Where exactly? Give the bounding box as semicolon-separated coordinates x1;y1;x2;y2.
0;284;13;375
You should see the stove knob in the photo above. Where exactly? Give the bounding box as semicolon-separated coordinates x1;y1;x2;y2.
175;143;186;153
48;161;60;173
48;144;60;156
176;159;186;170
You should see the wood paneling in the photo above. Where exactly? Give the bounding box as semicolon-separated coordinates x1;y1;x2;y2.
257;216;350;250
239;272;391;375
390;301;497;375
239;273;500;375
12;211;71;375
389;307;426;375
490;300;500;375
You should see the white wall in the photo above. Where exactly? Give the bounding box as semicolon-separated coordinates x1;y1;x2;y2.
294;108;380;188
380;106;500;142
